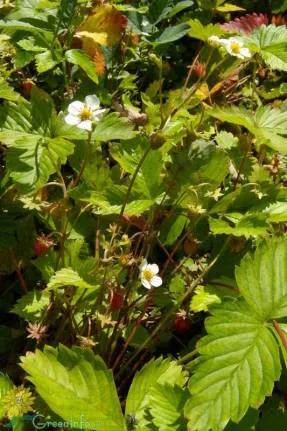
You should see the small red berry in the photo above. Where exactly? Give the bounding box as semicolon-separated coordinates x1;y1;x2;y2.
109;290;124;310
34;236;54;257
193;63;206;79
21;79;35;99
174;312;191;334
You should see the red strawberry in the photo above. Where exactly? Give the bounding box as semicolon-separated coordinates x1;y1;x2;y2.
193;63;206;79
34;235;54;257
109;290;124;310
22;79;35;99
174;312;191;334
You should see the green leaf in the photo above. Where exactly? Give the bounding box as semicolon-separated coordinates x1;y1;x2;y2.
209;213;269;238
187;140;230;185
0;373;14;418
0;19;53;36
188;19;224;41
190;285;221;312
71;184;155;216
47;268;99;290
0;81;21;101
265;202;287;222
56;0;77;33
12;290;50;322
21;344;126;431
93;113;136;141
152;23;190;45
208;105;287;153
6;135;74;193
216;3;244;12
0;100;74;193
235;239;287;320
111;137;163;199
126;357;187;426
35;50;62;73
149;385;189;430
148;0;171;25
249;25;287;72
163;215;188;246
185;299;281;431
168;1;194;18
66;49;98;84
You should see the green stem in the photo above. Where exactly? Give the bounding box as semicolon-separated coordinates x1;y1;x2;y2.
71;131;92;188
177;349;197;365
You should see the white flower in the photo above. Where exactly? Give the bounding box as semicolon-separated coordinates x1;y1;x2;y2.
221;37;251;59
65;95;106;131
139;259;162;289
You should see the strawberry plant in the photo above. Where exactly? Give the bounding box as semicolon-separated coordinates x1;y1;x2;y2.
0;0;287;430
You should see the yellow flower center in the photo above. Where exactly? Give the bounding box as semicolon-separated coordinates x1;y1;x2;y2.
230;41;241;53
80;107;93;121
143;269;154;282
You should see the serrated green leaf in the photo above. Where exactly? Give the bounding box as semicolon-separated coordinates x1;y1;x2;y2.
111;137;163;199
12;290;50;322
47;268;99;290
35;50;61;73
93;113;136;141
208;105;287;153
188;19;224;41
152;23;190;45
0;81;21;101
249;25;287;72
20;345;126;431
190;285;221;312
185;299;281;431
0;373;14;418
66;49;99;84
126;357;187;426
235;239;287;319
0;100;74;193
209;213;269;238
265;202;287;222
149;384;189;430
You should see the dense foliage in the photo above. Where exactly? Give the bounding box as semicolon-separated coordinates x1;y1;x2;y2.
0;0;287;430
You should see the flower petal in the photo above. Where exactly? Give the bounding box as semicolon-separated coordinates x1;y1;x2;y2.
141;278;151;289
240;47;251;58
151;276;162;287
68;101;84;115
65;114;80;126
92;108;106;122
139;259;148;271
148;264;159;275
85;95;100;110
77;120;93;131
